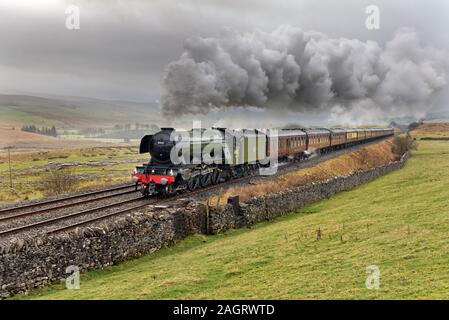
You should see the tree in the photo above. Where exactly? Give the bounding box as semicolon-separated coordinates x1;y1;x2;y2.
41;167;79;195
21;125;58;137
391;135;414;158
50;125;57;137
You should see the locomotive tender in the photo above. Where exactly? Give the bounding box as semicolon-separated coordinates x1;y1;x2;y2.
132;127;394;197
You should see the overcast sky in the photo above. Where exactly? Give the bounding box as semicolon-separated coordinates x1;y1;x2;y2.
0;0;448;105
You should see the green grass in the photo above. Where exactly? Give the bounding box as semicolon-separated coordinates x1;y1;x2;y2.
0;146;143;203
0;106;64;127
15;140;449;299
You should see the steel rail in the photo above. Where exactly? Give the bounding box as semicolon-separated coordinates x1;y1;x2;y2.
0;184;136;216
0;189;137;223
0;197;143;237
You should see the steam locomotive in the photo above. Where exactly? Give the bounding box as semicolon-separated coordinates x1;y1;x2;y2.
132;127;394;197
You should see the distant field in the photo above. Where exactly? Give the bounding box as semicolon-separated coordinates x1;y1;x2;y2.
0;106;63;128
0;127;137;150
411;122;449;137
0;104;100;129
0;94;162;130
15;137;449;299
0;128;57;148
0;94;161;150
0;146;145;204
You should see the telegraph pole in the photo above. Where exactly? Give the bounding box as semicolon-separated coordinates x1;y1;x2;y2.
5;146;13;188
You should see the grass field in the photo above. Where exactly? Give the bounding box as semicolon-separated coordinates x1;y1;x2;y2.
411;122;449;138
14;137;449;300
0;146;144;204
0;106;64;128
0;94;162;130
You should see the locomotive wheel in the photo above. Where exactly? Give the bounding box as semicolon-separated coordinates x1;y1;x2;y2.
200;173;211;187
222;169;231;181
141;182;155;198
187;176;200;191
187;177;195;191
140;184;149;198
211;170;221;184
162;184;175;197
250;164;258;174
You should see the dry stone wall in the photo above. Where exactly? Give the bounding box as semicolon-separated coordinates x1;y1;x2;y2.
208;152;409;234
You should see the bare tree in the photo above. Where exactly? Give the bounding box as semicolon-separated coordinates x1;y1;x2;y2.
391;134;414;157
41;167;80;195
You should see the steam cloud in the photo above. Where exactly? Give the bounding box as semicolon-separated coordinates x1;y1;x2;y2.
161;26;448;121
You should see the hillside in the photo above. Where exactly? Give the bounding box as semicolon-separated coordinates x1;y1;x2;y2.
15;137;449;299
411;122;449;137
0;128;57;149
0;128;133;150
0;94;162;129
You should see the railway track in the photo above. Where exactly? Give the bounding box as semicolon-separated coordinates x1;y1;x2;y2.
0;197;143;237
0;184;136;217
0;173;255;239
46;179;245;235
0;188;136;223
0;136;392;240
